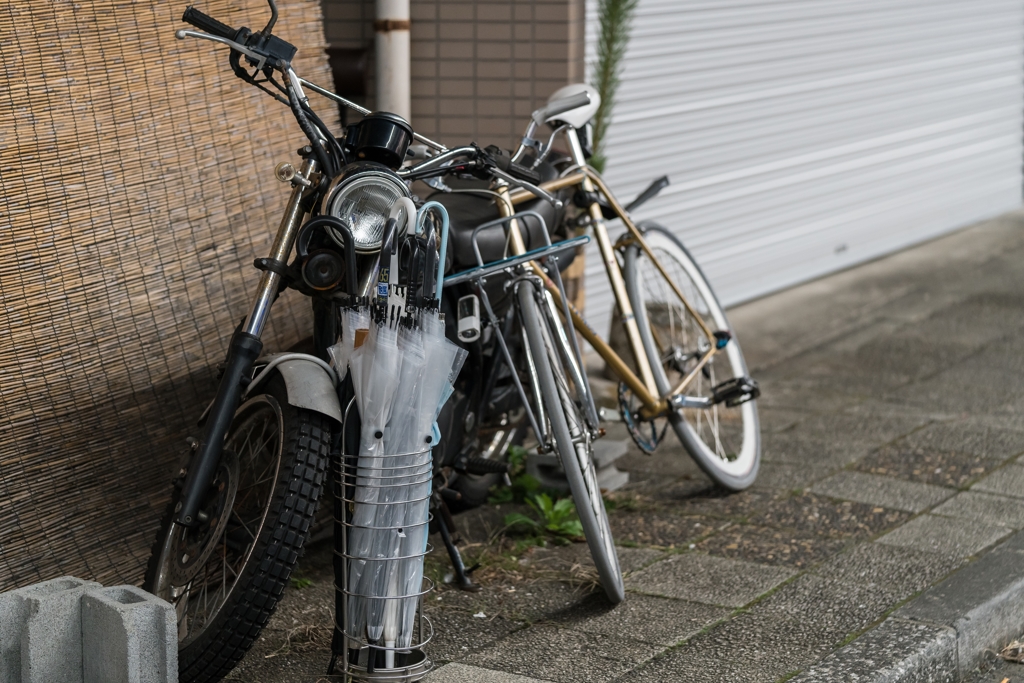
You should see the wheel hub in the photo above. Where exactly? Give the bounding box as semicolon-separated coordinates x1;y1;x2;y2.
617;382;667;454
166;449;239;586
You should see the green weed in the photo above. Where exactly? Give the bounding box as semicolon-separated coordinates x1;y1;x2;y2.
504;492;584;541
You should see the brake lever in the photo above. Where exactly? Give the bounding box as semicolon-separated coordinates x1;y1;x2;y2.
175;29;268;72
490;167;563;210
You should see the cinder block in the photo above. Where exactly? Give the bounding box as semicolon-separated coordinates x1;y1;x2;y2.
81;586;176;683
0;575;101;683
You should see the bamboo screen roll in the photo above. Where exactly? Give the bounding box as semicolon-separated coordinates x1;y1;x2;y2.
0;0;340;590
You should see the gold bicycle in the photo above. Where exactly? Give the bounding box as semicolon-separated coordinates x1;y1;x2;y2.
503;85;761;489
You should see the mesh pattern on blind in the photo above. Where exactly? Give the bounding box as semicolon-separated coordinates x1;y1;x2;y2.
0;0;339;590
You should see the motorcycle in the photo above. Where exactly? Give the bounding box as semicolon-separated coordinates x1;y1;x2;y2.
143;2;572;679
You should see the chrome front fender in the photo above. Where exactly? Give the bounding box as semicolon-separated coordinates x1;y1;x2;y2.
248;353;343;424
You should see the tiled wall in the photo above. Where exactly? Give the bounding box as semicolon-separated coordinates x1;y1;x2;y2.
320;0;584;149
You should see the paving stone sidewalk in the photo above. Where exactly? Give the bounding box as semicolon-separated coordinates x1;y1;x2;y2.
231;210;1024;682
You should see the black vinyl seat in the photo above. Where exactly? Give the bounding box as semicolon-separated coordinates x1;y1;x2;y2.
427;161;566;272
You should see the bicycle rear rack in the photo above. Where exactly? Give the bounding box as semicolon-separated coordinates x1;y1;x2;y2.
442;212;599;449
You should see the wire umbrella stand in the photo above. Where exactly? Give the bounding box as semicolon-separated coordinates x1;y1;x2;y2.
329;400;434;682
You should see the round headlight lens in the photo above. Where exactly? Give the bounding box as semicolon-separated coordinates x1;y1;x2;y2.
324;171;409;252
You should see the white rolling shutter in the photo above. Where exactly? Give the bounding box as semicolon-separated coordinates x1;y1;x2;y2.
583;0;1023;340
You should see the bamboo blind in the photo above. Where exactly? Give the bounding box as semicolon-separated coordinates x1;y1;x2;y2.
0;0;339;591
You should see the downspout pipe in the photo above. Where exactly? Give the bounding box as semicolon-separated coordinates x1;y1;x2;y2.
374;0;411;121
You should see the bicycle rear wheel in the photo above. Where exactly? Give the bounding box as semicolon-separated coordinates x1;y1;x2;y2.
623;223;760;491
516;278;625;603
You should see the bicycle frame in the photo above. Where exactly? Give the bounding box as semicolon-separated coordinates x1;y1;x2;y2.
495;130;721;421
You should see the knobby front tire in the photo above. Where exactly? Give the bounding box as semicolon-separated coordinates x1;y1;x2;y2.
144;374;330;683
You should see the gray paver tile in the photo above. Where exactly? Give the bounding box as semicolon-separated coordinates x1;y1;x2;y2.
754;492;911;539
973;463;1024;499
650;482;777;519
616;612;822;683
933;491;1024;529
854;445;999;489
526;543;665;577
877;514;1010;557
608;511;712;548
795;410;930;447
562;592;729;646
890;359;1024;414
811;471;954;512
902;419;1024;461
616;547;669;575
461;626;659;683
425;663;552;683
697;524;846;568
625;552;795;608
752;460;837;490
762;433;874;468
425;608;525;663
811;542;965;598
426;580;580;626
746;573;900;646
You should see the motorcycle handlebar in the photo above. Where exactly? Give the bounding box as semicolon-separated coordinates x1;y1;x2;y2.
182;6;236;40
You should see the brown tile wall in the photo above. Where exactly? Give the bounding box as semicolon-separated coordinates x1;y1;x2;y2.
320;0;584;149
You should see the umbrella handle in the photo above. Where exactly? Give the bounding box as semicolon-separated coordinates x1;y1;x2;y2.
416;201;449;301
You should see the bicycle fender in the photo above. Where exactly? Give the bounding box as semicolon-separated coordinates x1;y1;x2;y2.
255;353;343;423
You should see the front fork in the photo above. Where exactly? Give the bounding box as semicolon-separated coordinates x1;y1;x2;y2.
174;157;317;527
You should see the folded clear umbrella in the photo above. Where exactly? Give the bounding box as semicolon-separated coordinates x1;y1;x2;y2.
340;202;459;672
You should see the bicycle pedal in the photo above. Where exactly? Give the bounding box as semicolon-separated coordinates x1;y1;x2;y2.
711;376;760;407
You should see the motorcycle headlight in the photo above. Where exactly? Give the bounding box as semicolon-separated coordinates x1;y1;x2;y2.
321;167;410;253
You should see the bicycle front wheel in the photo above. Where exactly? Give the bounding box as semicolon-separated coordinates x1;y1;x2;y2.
517;278;625;603
623;223;760;491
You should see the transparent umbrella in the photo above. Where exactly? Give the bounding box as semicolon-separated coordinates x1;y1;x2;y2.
344;216;405;644
338;203;457;670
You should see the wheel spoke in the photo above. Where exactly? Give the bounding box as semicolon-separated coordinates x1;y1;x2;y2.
156;397;285;648
628;230;758;484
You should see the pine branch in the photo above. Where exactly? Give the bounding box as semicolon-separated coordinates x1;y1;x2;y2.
590;0;640;172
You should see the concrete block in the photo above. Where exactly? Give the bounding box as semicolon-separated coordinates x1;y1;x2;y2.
81;586;176;683
0;576;101;683
790;618;957;683
528;439;630;493
895;528;1024;677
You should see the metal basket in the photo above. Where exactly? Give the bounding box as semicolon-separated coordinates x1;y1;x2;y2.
330;402;434;682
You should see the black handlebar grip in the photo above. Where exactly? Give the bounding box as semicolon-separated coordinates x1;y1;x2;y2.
182;6;236;39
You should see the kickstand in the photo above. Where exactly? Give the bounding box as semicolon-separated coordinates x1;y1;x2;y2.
435;495;481;592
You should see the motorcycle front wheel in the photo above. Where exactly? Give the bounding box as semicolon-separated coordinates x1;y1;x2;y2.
144;373;330;683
